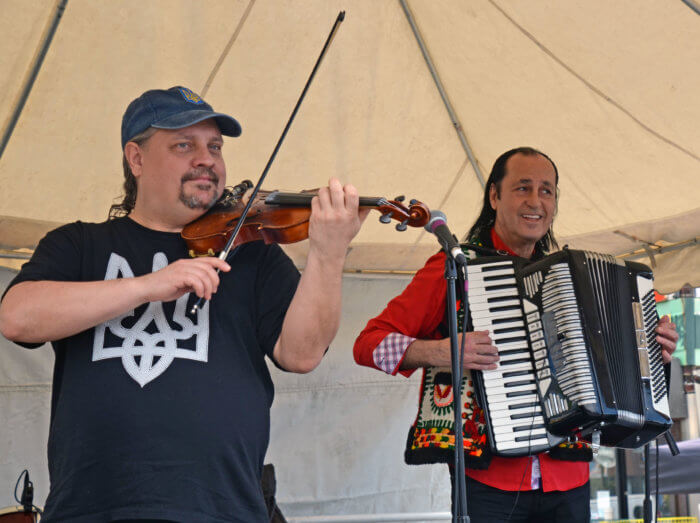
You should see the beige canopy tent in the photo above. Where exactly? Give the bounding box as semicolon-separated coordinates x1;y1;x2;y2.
1;0;698;291
0;0;699;517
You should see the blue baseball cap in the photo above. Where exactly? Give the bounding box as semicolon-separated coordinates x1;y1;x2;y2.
121;86;242;148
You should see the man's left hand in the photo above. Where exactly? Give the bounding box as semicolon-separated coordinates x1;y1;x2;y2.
656;315;679;363
308;178;370;263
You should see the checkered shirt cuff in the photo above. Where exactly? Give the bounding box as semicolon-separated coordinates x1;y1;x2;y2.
373;332;416;375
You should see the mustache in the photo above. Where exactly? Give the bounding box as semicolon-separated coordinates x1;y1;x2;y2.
181;168;220;185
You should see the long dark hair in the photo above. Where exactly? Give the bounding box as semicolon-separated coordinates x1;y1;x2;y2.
467;147;559;252
108;127;157;219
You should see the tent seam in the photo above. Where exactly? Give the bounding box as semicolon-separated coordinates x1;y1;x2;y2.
488;0;700;163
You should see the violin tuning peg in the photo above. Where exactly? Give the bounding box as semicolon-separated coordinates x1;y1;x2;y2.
409;199;418;206
396;219;408;232
379;213;392;224
394;195;405;202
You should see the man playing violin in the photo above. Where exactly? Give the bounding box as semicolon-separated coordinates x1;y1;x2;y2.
353;147;679;522
0;86;368;522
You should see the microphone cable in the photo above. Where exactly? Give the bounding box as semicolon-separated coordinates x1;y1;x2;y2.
655;438;660;522
13;469;43;516
505;408;539;521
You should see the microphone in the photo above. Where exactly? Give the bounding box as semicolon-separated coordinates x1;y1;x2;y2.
424;211;467;265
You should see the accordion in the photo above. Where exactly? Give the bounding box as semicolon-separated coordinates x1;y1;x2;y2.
467;248;672;457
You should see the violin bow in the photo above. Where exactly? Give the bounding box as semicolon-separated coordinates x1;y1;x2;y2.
190;11;346;315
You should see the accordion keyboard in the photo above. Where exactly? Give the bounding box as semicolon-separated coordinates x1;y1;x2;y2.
468;259;563;455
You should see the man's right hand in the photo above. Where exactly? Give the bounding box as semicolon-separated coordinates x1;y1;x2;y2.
400;331;500;371
139;257;230;302
0;257;231;344
437;331;500;370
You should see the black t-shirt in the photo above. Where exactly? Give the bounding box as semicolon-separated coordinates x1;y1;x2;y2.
5;217;300;522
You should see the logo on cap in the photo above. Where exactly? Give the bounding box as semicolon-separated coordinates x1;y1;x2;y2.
178;87;205;105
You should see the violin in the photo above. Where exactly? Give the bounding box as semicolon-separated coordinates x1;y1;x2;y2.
181;180;431;257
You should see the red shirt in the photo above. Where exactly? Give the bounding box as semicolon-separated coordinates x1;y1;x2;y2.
353;232;589;492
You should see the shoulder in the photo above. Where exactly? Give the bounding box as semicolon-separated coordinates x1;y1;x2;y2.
36;220;90;248
420;250;447;272
399;250;446;294
41;218;132;246
45;218;122;237
32;218;152;268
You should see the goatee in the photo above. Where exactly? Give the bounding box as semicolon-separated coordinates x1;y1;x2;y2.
179;168;221;210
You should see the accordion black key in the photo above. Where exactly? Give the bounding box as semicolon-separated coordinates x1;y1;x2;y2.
467;248;672;457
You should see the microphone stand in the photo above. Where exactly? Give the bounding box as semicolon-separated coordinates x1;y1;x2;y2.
645;432;680;523
443;253;470;522
643;362;681;523
643;434;681;523
643;442;653;523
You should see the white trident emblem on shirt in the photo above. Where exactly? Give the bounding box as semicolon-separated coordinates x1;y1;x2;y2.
93;252;209;387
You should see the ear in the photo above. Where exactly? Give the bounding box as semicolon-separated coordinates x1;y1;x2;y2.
489;183;498;211
124;142;144;178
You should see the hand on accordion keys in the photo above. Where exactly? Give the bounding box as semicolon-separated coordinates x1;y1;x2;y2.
437;331;500;370
400;332;500;371
655;315;679;363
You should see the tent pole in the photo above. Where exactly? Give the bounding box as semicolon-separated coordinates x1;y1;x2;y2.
201;0;256;97
398;0;485;190
0;0;68;161
617;237;699;261
680;0;700;15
